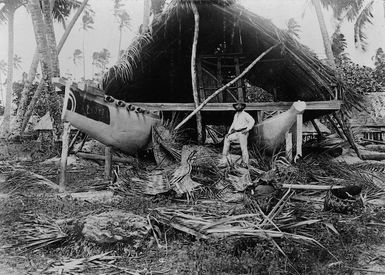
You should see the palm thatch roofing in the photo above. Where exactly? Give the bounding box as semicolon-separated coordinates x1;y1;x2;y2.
103;0;359;119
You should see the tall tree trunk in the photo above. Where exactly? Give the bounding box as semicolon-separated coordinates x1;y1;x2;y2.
42;0;62;135
312;0;336;68
2;8;15;137
143;0;150;32
190;2;203;144
82;30;86;80
117;27;122;62
42;0;60;77
20;0;53;135
18;0;89;135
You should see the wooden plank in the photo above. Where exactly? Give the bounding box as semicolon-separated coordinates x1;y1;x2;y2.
129;101;342;111
59;122;71;192
77;152;134;163
285;131;293;162
295;113;303;161
104;146;112;180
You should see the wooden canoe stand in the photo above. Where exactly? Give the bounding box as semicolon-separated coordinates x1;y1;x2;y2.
285;112;303;162
59;80;114;191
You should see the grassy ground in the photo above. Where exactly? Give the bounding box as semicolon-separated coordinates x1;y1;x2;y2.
1;159;385;274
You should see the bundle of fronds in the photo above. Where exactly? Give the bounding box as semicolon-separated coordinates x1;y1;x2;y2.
150;203;323;249
11;213;68;253
110;165;175;196
0;167;59;194
43;252;123;274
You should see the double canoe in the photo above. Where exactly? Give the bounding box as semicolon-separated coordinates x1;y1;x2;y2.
57;80;306;154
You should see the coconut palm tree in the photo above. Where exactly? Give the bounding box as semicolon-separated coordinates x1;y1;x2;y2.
312;0;336;68
92;51;99;77
286;18;301;38
97;48;111;72
71;49;83;80
19;0;91;135
115;10;131;60
319;0;377;51
80;10;94;79
0;0;24;135
113;0;131;61
13;54;22;70
0;60;7;105
17;0;90;135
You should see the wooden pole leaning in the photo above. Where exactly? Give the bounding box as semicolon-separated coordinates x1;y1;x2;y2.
104;146;112;180
190;2;204;144
59;80;71;192
175;43;280;131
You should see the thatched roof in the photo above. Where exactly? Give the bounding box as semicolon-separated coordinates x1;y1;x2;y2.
103;0;359;114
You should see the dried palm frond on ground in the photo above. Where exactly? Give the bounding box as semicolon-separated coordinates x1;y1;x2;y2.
150;205;322;248
0;167;59;194
42;252;122;274
10;213;68;252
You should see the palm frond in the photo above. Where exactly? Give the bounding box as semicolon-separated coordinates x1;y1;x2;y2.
354;0;374;51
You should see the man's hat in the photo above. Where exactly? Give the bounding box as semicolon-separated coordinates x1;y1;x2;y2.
232;101;246;109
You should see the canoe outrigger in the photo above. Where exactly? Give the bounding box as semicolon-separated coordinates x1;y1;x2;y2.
56;79;306;155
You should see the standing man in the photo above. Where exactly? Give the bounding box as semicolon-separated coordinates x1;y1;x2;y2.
222;102;255;166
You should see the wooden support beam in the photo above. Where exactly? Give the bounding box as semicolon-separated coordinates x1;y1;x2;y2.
104;146;112;180
76;152;134;163
285;131;293;161
130;101;342;112
59;122;70;192
190;2;204;144
68;129;81;153
295;113;303;161
333;113;362;159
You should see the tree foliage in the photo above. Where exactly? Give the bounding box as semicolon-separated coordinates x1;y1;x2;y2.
320;0;375;51
286;18;301;38
338;60;385;95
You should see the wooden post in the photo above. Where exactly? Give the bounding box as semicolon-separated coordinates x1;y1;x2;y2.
59;122;70;192
191;2;204;144
104;146;112;180
295;113;303;161
285;131;293;161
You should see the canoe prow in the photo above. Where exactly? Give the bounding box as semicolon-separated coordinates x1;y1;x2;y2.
60;82;160;154
250;101;306;152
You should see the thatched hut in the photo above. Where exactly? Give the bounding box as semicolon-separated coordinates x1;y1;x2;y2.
102;0;356;127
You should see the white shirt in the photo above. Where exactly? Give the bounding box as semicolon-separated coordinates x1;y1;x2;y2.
229;110;255;132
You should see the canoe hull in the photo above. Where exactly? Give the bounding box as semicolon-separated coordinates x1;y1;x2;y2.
62;85;160;154
250;101;306;152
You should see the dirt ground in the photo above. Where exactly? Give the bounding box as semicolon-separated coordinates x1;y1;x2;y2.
1;156;385;274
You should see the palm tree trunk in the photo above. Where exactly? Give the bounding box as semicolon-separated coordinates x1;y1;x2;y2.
18;0;89;135
117;27;122;62
20;0;53;135
42;0;60;77
190;2;203;144
312;0;336;68
15;48;39;120
2;8;15;137
82;30;86;80
42;0;62;135
143;0;150;32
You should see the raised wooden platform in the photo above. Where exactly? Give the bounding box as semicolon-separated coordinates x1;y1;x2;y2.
130;101;342;112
